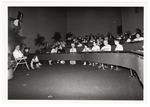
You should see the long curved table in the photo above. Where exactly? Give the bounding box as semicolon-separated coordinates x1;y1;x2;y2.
36;51;143;84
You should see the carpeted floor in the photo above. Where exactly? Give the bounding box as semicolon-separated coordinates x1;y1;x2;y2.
8;62;143;100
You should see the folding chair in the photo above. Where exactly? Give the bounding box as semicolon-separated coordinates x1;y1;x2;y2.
13;57;30;71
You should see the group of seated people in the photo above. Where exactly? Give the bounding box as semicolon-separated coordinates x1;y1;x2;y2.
47;38;123;70
65;28;143;48
12;28;143;71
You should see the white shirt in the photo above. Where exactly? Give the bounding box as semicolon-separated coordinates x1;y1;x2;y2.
101;45;111;51
51;48;57;53
70;48;77;53
133;37;144;42
82;47;91;52
77;43;83;47
13;49;23;59
115;44;123;51
92;45;100;52
126;38;131;42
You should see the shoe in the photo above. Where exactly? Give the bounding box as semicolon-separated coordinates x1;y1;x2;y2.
83;62;86;65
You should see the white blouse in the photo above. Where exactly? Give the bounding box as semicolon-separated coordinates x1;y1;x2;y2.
70;48;77;53
92;45;100;52
51;49;57;53
101;45;111;51
133;37;144;42
13;49;23;59
115;44;123;51
82;47;91;52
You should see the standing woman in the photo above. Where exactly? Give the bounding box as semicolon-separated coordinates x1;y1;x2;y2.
70;43;77;65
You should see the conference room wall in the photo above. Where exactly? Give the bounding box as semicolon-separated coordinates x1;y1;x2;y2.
121;7;144;34
8;7;67;53
67;7;122;37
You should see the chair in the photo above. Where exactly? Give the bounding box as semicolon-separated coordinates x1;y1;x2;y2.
13;56;30;71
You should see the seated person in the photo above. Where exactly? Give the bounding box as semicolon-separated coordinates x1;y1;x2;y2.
82;38;88;43
90;42;100;66
110;39;124;70
43;42;49;49
13;45;27;60
57;45;65;64
89;36;95;43
82;44;91;65
24;47;42;69
114;39;123;51
42;42;51;53
60;41;66;48
91;42;100;52
133;33;144;42
13;45;42;70
70;43;77;65
77;42;83;47
96;39;101;46
101;40;111;51
126;35;132;43
100;40;111;70
48;46;58;65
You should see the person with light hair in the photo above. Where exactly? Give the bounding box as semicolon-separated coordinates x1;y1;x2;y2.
70;43;77;65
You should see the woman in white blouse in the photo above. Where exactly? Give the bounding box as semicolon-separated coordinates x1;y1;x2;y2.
133;33;144;42
101;40;111;51
70;43;77;65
